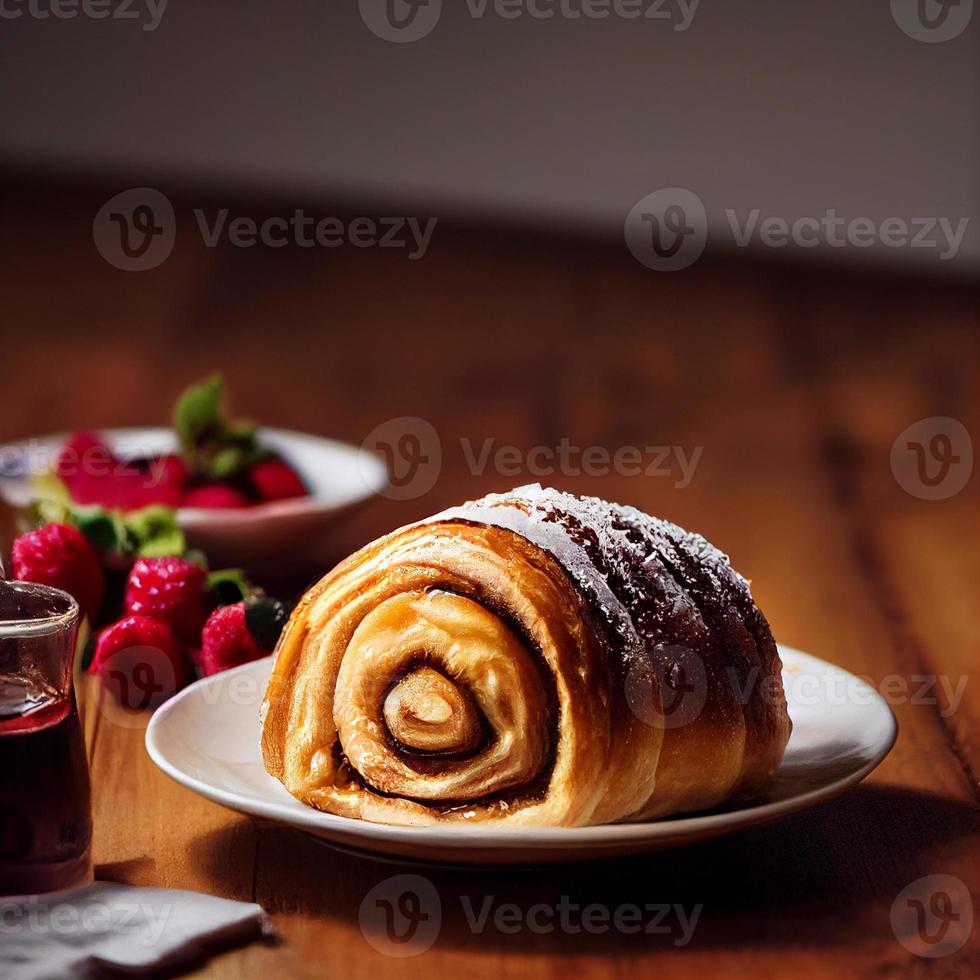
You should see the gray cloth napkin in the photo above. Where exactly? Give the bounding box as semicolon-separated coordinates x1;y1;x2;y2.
0;881;272;978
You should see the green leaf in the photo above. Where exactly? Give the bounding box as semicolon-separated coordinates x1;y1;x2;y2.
136;534;186;559
27;496;71;529
124;506;186;558
24;474;72;528
74;508;126;553
209;446;248;480
174;375;224;460
226;424;258;451
183;549;209;570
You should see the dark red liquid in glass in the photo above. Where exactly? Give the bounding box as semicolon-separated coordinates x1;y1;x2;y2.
0;678;93;896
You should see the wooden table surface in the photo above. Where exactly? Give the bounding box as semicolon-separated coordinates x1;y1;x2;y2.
1;184;978;978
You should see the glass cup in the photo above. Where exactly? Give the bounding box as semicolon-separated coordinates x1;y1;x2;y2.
0;580;93;897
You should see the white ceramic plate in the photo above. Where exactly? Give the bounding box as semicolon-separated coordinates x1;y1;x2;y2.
145;646;896;864
0;427;387;570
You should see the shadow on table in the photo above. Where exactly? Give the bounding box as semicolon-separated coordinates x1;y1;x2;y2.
188;783;979;957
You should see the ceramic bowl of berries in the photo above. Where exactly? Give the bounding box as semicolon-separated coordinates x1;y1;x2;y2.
0;377;387;573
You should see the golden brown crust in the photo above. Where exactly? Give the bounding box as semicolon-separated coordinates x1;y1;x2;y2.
260;486;791;827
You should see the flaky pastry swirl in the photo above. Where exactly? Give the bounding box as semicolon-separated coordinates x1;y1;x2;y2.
261;485;791;827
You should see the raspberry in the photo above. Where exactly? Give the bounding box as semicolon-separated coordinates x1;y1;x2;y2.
197;602;269;677
89;615;188;708
56;433;125;508
55;432;115;483
77;470;174;511
182;484;251;509
11;523;105;624
58;435;188;512
124;556;208;644
249;459;306;502
133;454;187;509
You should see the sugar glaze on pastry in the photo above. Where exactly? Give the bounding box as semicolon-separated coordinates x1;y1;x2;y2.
261;485;791;827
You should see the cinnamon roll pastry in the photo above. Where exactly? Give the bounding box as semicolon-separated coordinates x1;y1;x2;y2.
261;485;791;827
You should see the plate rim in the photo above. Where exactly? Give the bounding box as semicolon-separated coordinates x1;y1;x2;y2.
144;646;897;851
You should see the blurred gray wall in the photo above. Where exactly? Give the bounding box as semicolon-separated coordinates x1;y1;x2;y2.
1;0;977;272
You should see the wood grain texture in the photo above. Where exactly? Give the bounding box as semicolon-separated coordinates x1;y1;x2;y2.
0;182;977;978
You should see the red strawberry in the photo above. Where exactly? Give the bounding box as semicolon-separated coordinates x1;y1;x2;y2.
90;615;188;708
154;454;188;490
249;459;306;502
80;471;151;511
124;556;208;644
57;433;118;507
197;602;270;677
56;432;115;483
67;479;111;507
130;454;187;509
11;523;105;624
57;431;188;511
90;457;187;511
182;484;251;509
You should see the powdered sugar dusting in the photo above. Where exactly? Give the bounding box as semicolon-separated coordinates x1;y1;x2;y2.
430;484;747;673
